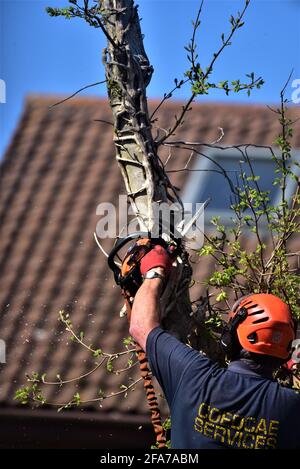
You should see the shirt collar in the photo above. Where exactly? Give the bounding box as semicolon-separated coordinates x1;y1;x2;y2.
227;359;274;380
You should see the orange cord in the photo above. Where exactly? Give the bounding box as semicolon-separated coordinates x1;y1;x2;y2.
125;298;166;448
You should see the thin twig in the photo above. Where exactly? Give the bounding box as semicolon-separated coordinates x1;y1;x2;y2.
80;1;118;49
60;311;135;358
49;80;107;109
150;78;189;121
157;93;195;146
94;119;114;126
190;0;205;69
32;377;144;409
202;0;251;82
42;359;106;386
163;143;238;195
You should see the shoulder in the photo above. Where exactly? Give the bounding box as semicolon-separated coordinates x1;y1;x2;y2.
265;380;300;416
277;384;300;400
146;326;217;372
146;326;221;406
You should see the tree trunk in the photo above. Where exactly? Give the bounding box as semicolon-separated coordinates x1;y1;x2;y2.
102;0;206;349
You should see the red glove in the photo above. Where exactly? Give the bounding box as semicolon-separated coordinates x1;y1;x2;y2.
140;245;173;276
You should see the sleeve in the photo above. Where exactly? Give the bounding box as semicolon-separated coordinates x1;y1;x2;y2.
146;326;212;406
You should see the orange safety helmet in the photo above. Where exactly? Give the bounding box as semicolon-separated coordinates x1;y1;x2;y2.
221;293;296;359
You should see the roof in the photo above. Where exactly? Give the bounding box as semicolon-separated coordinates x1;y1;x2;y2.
1;95;299;420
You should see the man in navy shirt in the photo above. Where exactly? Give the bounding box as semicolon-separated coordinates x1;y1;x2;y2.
129;245;300;449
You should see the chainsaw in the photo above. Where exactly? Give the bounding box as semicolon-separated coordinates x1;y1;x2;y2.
107;200;208;294
108;232;179;306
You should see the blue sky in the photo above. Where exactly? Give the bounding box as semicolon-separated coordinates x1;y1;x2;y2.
0;0;299;158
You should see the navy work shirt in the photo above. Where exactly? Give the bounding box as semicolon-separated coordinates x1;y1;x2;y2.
146;327;300;449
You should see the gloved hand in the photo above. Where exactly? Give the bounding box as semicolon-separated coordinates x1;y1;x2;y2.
140;245;173;276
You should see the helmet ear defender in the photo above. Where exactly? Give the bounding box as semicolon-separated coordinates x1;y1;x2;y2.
221;307;248;358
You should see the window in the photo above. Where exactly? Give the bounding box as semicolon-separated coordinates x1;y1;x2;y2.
182;146;300;227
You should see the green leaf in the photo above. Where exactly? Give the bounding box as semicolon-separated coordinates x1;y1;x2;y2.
106;359;114;372
199;245;216;256
93;348;103;357
216;291;228;302
73;392;81;405
123;336;134;346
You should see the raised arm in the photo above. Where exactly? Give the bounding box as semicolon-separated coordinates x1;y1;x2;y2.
129;267;164;350
129;245;173;350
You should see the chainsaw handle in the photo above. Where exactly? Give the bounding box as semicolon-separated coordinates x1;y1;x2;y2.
107;232;150;283
107;232;180;284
